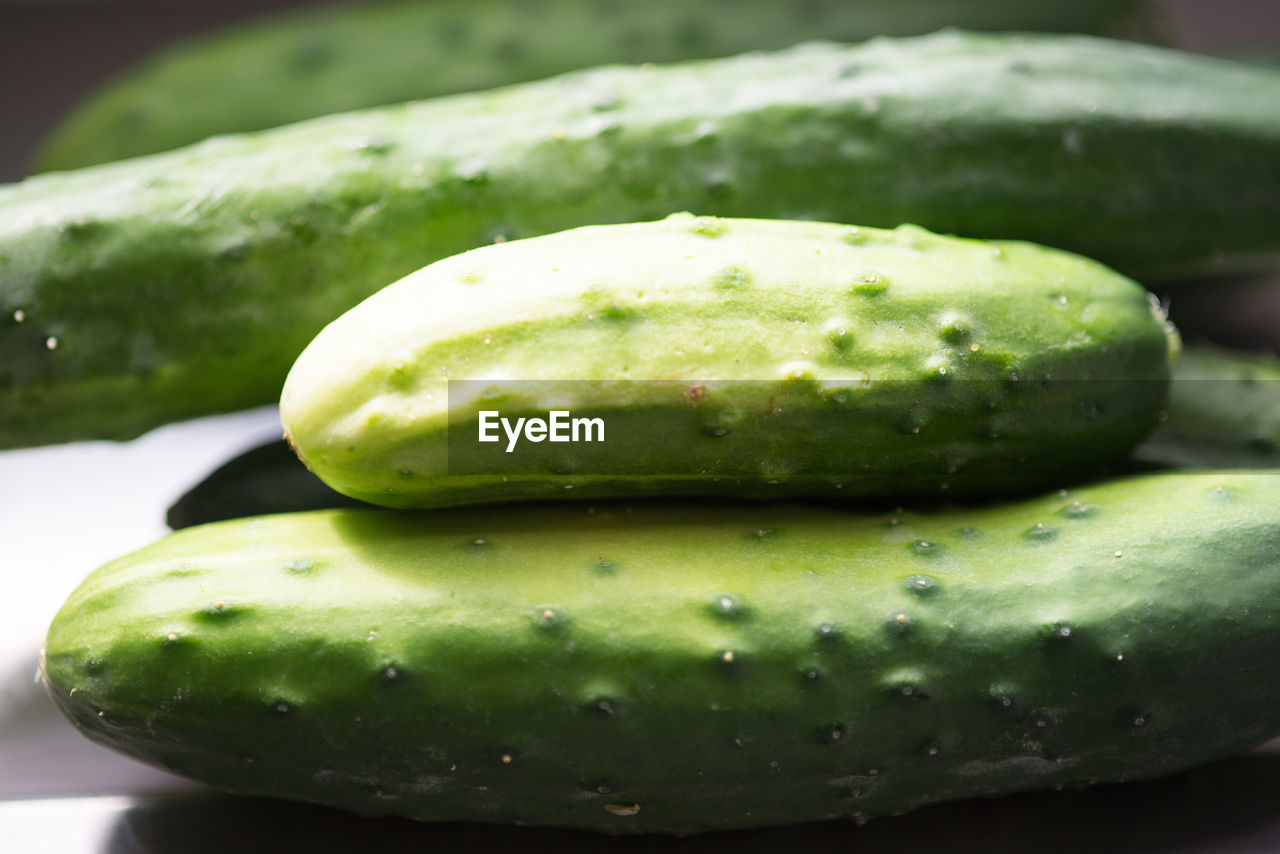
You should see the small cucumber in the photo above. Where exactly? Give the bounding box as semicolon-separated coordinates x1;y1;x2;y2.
5;32;1276;448
42;471;1280;833
1135;343;1280;468
281;215;1175;508
32;0;1165;171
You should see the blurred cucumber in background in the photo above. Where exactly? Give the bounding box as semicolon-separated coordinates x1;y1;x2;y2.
30;0;1165;173
1134;343;1280;469
166;439;359;529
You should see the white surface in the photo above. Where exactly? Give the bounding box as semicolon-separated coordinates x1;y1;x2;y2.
0;796;137;854
0;407;281;795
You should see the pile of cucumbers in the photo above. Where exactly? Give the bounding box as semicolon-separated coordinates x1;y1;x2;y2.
13;0;1280;837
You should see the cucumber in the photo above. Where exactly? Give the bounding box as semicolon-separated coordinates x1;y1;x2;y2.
1135;343;1280;468
4;31;1277;449
281;215;1176;508
41;471;1280;834
33;0;1164;172
166;439;361;530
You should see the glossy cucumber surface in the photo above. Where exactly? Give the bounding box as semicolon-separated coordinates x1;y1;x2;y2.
281;215;1176;508
43;471;1280;833
5;32;1276;448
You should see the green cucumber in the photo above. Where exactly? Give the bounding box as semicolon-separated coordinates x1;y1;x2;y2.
1135;343;1280;468
42;471;1280;834
166;439;362;530
281;215;1176;508
33;0;1165;172
5;31;1277;449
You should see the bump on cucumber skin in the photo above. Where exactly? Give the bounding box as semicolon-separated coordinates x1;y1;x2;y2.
41;471;1280;834
31;0;1163;172
4;31;1277;448
281;215;1175;509
1134;344;1280;469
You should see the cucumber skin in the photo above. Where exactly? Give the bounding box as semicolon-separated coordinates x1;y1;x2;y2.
42;471;1280;834
1135;344;1280;468
33;0;1162;172
280;215;1176;508
5;32;1279;448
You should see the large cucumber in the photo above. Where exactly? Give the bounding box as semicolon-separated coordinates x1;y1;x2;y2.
280;215;1176;508
42;471;1280;834
5;32;1277;449
32;0;1163;172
